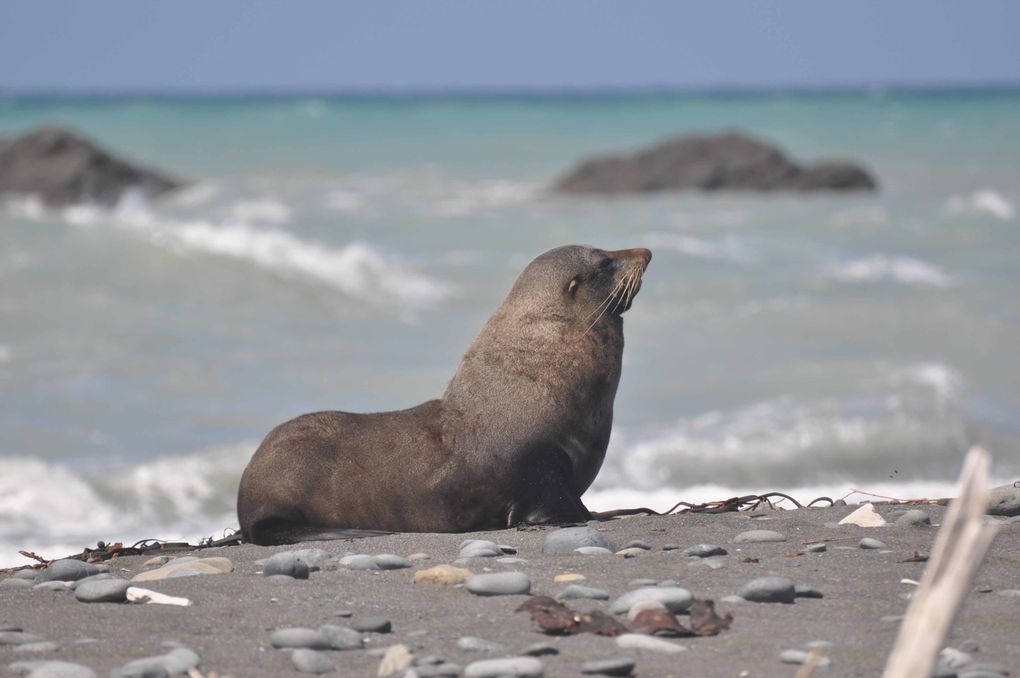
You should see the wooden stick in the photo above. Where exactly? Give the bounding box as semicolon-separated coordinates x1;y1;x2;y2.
882;447;1000;678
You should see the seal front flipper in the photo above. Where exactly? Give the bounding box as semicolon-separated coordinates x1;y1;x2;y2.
506;450;593;527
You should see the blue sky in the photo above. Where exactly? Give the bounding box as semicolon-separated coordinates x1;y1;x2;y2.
2;1;1019;92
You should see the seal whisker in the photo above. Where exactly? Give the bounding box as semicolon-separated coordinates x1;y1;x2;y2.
585;271;635;334
613;269;640;315
585;274;629;321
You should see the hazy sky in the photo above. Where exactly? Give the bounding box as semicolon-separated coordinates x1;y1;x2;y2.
2;1;1019;92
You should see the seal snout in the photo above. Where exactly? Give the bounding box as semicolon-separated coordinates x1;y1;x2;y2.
612;247;652;270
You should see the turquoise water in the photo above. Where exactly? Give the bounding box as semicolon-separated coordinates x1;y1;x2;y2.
1;90;1018;563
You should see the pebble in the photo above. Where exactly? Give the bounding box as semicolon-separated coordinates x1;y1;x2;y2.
0;623;22;632
465;571;531;596
498;545;518;554
332;610;353;618
738;576;796;604
615;548;646;558
838;503;887;527
69;573;113;589
13;570;39;580
556;584;609;600
33;581;73;592
974;584;994;593
496;557;528;564
8;661;98;678
111;647;201;678
319;624;364;650
575;547;615;556
378;644;413;676
805;543;828;553
859;538;888;550
608;587;693;614
37;560;100;583
522;642;559;657
262;552;311;579
0;631;46;645
74;579;131;603
457;636;505;653
794;585;824;599
987;481;1020;516
459;541;503;559
13;641;61;653
350;617;392;633
408;553;431;562
731;530;787;544
374;555;413;570
623;539;650;550
720;595;744;605
626;600;667;622
463;657;544;678
662;544;680;551
167;568;205;579
779;649;831;667
553;573;585;583
541;526;617;554
130;557;233;582
658;579;680;587
615;634;687;654
414;564;473;586
269;627;331;650
414;663;462;677
267;574;302;582
291;649;335;674
894;509;932;526
339;554;380;571
682;544;728;558
627;579;657;589
581;657;636;676
1;578;34;590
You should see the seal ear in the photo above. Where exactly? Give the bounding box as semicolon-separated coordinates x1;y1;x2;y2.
567;276;581;297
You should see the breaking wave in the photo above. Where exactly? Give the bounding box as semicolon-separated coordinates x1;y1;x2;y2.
643;232;756;264
827;253;954;287
944;189;1015;221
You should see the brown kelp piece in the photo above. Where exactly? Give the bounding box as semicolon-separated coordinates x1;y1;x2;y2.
575;610;629;637
630;609;695;637
516;596;581;635
689;599;733;637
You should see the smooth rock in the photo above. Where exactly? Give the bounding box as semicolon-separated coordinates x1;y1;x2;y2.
805;543;828;553
581;657;636;676
33;581;73;592
894;509;932;526
1;578;34;590
13;641;60;653
731;530;786;544
615;548;646;558
408;553;431;562
339;554;380;571
13;570;39;580
142;557;170;568
838;503;887;527
608;587;693;614
351;617;392;633
522;643;559;657
556;584;609;601
74;579;130;603
465;571;531;596
374;554;413;570
464;657;544;678
459;541;502;559
682;544;728;558
662;544;680;551
111;648;200;678
269;628;331;650
414;564;473;586
37;560;99;583
8;661;98;678
627;579;657;589
262;553;311;579
553;573;585;583
541;527;617;554
457;636;505;653
319;625;364;650
414;664;462;677
615;634;687;654
496;557;528;564
779;649;831;667
987;482;1020;516
794;585;824;599
739;576;796;604
291;649;335;674
69;573;114;590
0;623;22;631
0;632;46;645
859;538;888;550
575;547;615;556
130;557;232;582
378;644;413;676
622;540;650;550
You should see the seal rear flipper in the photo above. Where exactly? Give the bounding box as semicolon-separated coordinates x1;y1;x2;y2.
247;517;393;546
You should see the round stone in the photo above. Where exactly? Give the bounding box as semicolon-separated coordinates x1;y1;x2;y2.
350;617;391;633
459;541;502;559
894;510;932;526
8;661;98;678
457;636;505;653
662;544;680;551
522;642;559;657
0;631;46;645
542;527;617;554
13;641;61;653
74;579;130;603
608;587;693;614
291;649;335;674
1;578;34;590
859;538;888;550
575;547;615;556
263;553;311;579
780;649;831;667
37;560;100;583
615;633;687;654
739;576;796;604
465;572;531;596
987;482;1020;516
622;540;651;550
319;625;363;650
415;663;462;677
33;581;73;592
339;554;379;570
581;656;636;676
373;554;412;570
556;584;609;601
464;657;544;678
269;628;330;650
731;530;787;544
682;544;728;558
805;543;828;553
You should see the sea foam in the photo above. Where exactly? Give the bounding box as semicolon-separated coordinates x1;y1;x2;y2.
945;189;1015;221
828;254;953;287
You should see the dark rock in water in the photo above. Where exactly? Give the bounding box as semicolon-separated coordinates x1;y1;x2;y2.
552;131;877;195
0;127;183;206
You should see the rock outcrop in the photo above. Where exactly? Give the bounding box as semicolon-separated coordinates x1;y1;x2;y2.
0;126;183;206
552;131;877;194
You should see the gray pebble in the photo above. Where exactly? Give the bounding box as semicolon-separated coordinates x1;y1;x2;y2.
459;541;502;559
111;648;200;678
319;624;364;650
542;526;617;554
464;657;544;678
498;545;518;554
33;581;73;592
13;569;39;580
731;529;787;543
0;631;46;645
13;641;61;653
465;571;531;596
522;643;559;657
682;544;727;558
68;573;113;590
581;657;635;676
292;649;335;674
339;554;379;571
8;661;98;678
627;579;657;589
615;634;687;654
574;546;614;556
779;649;831;667
416;656;444;666
166;568;204;579
794;585;824;599
556;584;609;601
350;617;392;633
859;537;888;550
414;664;462;677
805;543;828;553
1;578;35;590
262;552;311;579
457;636;505;653
332;609;353;618
374;554;413;570
74;579;130;603
662;544;679;551
738;576;796;604
266;574;301;582
974;584;994;593
269;627;331;650
622;540;650;550
37;560;100;583
895;509;932;526
987;481;1020;516
0;623;22;631
608;586;693;614
959;662;1010;678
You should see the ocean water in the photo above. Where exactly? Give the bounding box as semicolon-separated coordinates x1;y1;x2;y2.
1;90;1019;566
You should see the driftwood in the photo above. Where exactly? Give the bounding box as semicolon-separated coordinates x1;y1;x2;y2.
882;447;1001;678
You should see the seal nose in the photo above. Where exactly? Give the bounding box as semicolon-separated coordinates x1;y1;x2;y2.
612;248;652;269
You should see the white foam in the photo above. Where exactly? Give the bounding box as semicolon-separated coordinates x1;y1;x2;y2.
643;232;755;264
433;179;536;217
1;194;46;221
172;182;220;207
829;254;953;288
945;189;1015;221
228;197;292;225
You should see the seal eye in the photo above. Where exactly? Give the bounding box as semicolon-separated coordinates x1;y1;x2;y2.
567;276;581;297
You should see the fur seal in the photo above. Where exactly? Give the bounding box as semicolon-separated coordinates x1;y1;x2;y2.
237;244;652;545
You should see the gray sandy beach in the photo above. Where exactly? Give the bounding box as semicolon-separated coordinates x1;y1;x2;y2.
2;504;1018;677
